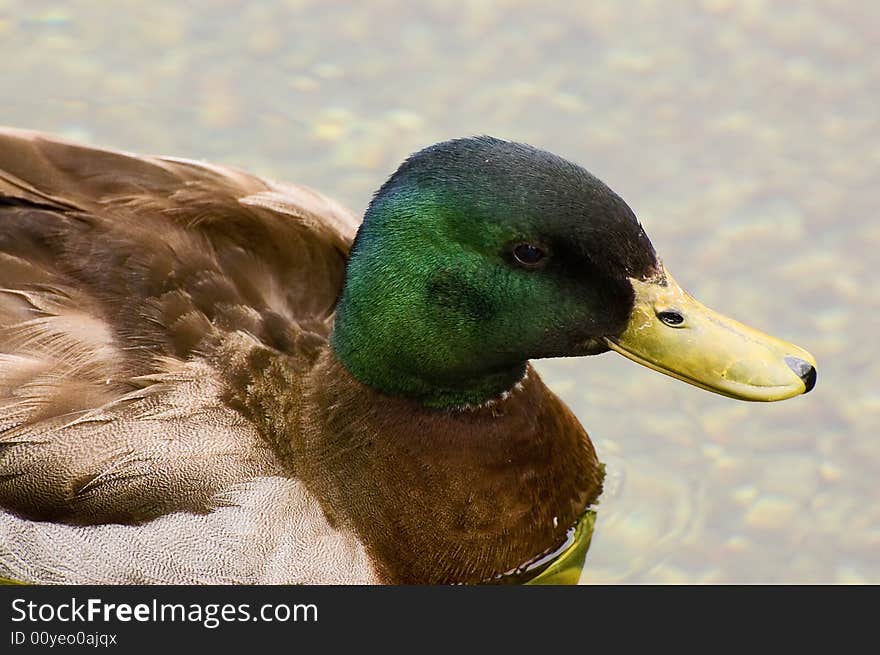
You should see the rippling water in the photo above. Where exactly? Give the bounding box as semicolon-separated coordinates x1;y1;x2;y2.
2;0;877;583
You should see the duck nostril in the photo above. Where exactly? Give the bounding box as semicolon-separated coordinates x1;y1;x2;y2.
785;357;817;393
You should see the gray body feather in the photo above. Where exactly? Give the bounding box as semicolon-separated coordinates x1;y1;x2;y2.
0;128;376;583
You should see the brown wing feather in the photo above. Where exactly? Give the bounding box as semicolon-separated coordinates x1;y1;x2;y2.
0;127;360;524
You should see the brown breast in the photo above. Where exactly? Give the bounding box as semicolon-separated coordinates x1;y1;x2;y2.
291;351;604;584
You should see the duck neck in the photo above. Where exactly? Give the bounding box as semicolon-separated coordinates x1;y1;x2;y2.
331;278;527;409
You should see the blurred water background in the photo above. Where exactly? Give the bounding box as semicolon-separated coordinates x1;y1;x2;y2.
1;0;877;583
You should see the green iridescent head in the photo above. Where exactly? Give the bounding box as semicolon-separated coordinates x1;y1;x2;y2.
332;136;816;408
332;136;658;407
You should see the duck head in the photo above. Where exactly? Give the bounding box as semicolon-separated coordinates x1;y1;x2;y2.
332;136;816;408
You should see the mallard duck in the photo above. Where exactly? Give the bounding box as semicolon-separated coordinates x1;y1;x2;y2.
0;129;816;584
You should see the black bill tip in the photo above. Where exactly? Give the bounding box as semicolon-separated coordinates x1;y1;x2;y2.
785;357;817;394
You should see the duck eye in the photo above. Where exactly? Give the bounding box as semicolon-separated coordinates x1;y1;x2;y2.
657;310;685;326
512;243;546;267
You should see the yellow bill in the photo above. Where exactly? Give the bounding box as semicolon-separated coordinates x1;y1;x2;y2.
605;269;816;401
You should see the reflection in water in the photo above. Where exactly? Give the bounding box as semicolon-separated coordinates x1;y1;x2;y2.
496;511;597;585
1;0;876;582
